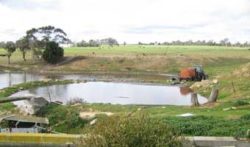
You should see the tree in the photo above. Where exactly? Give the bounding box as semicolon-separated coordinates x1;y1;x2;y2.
76;39;100;47
76;40;88;47
4;41;16;64
26;26;69;44
100;38;119;47
220;38;230;46
207;40;215;46
25;26;69;60
88;39;100;47
0;41;5;48
42;41;64;64
186;40;193;45
16;37;30;61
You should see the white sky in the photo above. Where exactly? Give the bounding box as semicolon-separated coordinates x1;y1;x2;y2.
0;0;250;43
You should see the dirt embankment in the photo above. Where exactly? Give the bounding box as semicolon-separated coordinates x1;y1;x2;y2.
56;56;86;66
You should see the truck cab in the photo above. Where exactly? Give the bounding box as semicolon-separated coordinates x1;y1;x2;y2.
179;65;207;81
193;65;207;81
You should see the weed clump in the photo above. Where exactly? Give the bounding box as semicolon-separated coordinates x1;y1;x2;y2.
37;104;87;133
80;113;182;147
233;100;249;107
240;114;250;121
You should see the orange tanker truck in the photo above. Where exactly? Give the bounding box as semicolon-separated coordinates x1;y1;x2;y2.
179;65;207;81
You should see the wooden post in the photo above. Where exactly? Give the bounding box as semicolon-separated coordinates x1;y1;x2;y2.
208;88;219;103
191;93;199;106
231;81;236;94
8;72;11;87
7;55;10;64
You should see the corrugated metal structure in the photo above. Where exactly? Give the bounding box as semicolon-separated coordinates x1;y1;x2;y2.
0;114;49;133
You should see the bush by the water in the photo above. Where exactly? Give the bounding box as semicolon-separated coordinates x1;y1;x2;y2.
42;41;64;64
36;104;87;133
80;113;182;147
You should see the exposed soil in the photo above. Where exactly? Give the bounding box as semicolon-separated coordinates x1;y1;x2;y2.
57;56;86;66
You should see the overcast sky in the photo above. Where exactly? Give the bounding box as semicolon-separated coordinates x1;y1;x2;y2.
0;0;250;43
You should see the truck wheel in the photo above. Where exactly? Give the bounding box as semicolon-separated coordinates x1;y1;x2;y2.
199;75;203;81
202;74;207;80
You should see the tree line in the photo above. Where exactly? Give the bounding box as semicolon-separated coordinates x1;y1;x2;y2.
138;38;250;47
75;38;119;47
0;26;70;64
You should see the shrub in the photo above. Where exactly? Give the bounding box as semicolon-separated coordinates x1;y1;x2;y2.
233;100;249;107
42;41;64;64
37;104;87;133
240;114;250;121
3;41;16;64
247;130;250;138
80;113;182;147
66;98;86;105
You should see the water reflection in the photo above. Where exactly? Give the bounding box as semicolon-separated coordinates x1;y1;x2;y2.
0;72;45;89
11;82;207;106
179;86;193;96
0;72;109;89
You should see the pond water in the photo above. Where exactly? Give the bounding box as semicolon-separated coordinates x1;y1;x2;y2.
0;72;45;89
11;82;207;106
0;72;109;89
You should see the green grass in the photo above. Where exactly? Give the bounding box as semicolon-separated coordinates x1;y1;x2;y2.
1;45;249;59
165;115;250;138
64;45;249;55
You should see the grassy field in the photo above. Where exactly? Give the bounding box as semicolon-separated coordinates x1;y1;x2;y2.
0;45;250;137
64;45;250;76
0;45;249;76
